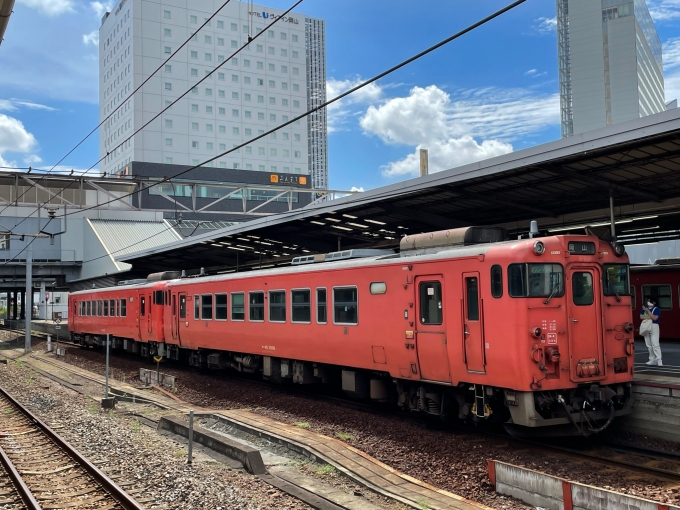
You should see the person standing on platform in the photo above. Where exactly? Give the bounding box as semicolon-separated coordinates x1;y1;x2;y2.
641;297;662;366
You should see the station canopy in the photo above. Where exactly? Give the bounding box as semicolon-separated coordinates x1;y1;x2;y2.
121;109;680;276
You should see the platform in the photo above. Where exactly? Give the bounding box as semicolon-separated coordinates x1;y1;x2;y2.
634;339;680;380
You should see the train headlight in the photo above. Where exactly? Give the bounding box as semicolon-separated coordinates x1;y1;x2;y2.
533;240;545;256
623;322;634;333
613;242;626;257
530;327;542;338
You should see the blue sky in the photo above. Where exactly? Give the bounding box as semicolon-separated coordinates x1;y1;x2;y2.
1;0;680;192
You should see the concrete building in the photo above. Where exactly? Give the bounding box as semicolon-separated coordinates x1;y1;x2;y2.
99;0;328;189
557;0;665;137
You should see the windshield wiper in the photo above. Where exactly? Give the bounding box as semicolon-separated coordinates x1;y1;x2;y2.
613;287;621;303
544;281;561;305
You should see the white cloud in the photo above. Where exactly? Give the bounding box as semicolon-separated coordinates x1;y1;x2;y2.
0;100;18;112
91;1;113;19
24;154;43;165
350;186;365;193
359;85;558;178
18;0;74;16
381;138;513;178
534;17;556;35
83;30;99;46
326;77;383;133
663;37;680;71
0;114;38;168
648;0;680;22
525;69;547;78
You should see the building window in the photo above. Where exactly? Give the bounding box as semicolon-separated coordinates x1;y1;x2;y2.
165;157;173;164
164;82;172;90
165;138;173;146
217;20;223;29
206;124;213;132
204;35;211;43
293;100;300;108
258;147;265;155
258;165;265;171
192;141;199;148
219;107;225;115
293;83;299;91
231;91;239;99
164;28;171;37
268;63;275;71
218;72;225;80
271;165;277;172
244;110;251;118
192;122;199;131
243;59;250;67
164;64;172;73
232;75;239;82
207;142;213;149
232;109;239;117
292;34;298;42
245;146;252;154
191;104;198;112
249;292;264;321
219;143;226;150
164;46;171;54
270;114;276;121
205;88;213;96
244;77;251;84
257;112;264;120
217;37;224;46
219;125;226;133
292;50;298;58
281;65;288;73
294;150;301;158
165;119;173;128
205;53;212;61
268;80;275;88
270;148;277;156
232;127;239;134
268;46;275;55
231;22;237;31
163;10;171;18
190;15;197;23
281;49;287;57
219;90;225;98
294;133;300;141
191;68;198;77
191;51;198;59
283;149;289;157
282;99;288;107
268;29;274;38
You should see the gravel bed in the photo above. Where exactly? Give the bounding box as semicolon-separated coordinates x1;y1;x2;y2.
32;340;680;509
0;359;311;510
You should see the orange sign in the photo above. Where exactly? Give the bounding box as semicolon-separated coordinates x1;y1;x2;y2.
270;175;279;183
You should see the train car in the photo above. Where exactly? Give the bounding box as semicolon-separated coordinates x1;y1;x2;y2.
631;258;680;340
68;227;635;436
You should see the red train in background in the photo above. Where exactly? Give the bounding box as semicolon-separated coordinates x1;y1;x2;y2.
631;258;680;340
69;226;635;436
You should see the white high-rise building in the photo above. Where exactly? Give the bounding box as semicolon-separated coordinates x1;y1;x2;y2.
557;0;665;137
99;0;328;188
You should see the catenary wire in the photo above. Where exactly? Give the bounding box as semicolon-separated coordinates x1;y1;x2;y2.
0;0;236;220
0;218;53;267
59;0;527;219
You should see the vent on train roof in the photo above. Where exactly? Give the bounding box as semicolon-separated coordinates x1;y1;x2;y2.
654;257;680;266
117;279;148;286
291;249;394;266
400;226;508;252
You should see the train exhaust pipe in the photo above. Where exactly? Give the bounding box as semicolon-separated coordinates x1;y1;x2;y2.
529;220;539;239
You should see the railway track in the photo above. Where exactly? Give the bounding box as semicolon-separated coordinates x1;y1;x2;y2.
0;384;145;510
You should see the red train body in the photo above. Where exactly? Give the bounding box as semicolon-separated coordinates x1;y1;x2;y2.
68;228;634;434
631;260;680;340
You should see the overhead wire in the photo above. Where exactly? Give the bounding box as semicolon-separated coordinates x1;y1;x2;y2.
59;0;527;220
0;218;53;267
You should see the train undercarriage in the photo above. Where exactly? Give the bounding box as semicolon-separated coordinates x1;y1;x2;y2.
71;333;633;436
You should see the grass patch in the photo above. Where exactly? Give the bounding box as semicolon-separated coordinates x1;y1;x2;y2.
417;499;431;509
294;422;310;429
4;409;12;415
87;404;99;415
314;464;336;476
335;432;354;442
172;449;185;457
130;419;141;432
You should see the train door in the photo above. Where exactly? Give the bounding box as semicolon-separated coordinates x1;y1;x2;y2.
138;295;146;339
462;272;485;374
415;276;451;382
566;265;605;382
171;294;178;342
172;293;186;346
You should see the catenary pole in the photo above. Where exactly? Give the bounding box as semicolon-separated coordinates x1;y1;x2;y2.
24;243;32;354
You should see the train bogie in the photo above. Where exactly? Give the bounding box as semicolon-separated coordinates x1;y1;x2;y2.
68;226;635;435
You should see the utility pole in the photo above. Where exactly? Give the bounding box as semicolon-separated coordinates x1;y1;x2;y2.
24;242;32;354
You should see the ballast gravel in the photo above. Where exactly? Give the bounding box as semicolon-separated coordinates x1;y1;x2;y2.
34;340;680;509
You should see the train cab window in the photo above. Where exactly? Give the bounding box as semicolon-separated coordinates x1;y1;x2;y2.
631;286;636;309
641;284;672;310
466;278;479;320
201;294;213;320
333;287;358;325
317;288;327;324
603;264;630;297
179;295;186;318
490;265;503;298
508;263;564;298
120;299;127;317
292;289;311;323
140;297;146;316
86;301;91;316
249;291;265;321
103;300;109;316
194;296;200;320
419;282;442;325
269;291;286;322
232;292;245;321
215;293;227;320
109;299;115;316
572;272;594;306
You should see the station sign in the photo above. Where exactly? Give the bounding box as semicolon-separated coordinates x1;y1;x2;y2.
270;175;307;185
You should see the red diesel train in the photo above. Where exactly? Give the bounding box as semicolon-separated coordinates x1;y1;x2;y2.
68;227;635;435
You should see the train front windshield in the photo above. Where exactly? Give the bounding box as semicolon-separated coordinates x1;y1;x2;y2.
508;264;564;297
603;264;630;296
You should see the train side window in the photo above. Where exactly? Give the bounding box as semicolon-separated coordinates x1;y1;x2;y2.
201;294;213;320
641;284;672;310
419;282;443;325
631;286;636;309
154;290;164;305
269;291;286;322
179;295;186;318
333;287;358;325
231;292;245;321
491;265;503;298
316;288;327;324
110;299;115;316
103;299;109;316
466;277;480;320
86;301;91;316
140;297;146;316
249;291;265;321
292;289;311;323
572;272;594;306
172;295;177;316
98;300;103;316
194;295;200;319
215;293;227;320
120;299;127;317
